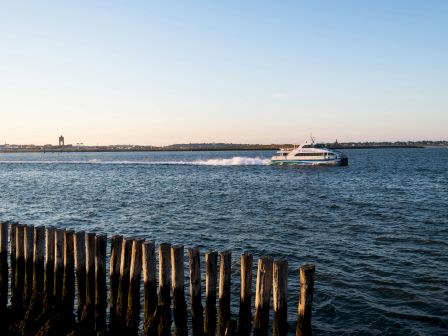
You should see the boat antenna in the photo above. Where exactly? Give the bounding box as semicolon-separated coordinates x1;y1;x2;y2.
310;134;316;144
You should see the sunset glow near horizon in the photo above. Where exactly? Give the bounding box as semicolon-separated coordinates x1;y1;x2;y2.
1;1;447;146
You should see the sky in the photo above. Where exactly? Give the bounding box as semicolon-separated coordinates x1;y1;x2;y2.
0;1;447;146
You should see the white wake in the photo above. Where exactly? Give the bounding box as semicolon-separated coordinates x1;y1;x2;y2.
0;156;271;166
192;157;270;166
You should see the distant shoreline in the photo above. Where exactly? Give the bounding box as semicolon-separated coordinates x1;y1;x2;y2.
0;145;434;154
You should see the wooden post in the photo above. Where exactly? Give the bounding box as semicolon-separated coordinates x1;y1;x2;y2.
74;231;86;321
10;223;17;302
158;242;172;335
126;238;143;334
0;222;8;310
12;224;25;312
24;224;35;308
62;230;75;313
20;226;45;322
172;244;187;336
224;320;237;336
205;251;218;336
189;247;203;336
142;240;157;336
237;252;253;336
116;237;133;330
43;226;55;312
109;235;123;329
253;256;273;336
296;265;315;336
218;251;231;336
84;232;96;328
95;234;107;331
53;228;65;308
273;259;288;336
32;226;46;296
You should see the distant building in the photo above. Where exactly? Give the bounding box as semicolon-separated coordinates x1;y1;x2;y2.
59;135;64;146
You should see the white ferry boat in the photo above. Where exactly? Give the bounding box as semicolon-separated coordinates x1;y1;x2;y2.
271;137;348;166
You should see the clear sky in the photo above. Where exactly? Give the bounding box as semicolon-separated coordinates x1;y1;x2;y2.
1;1;447;145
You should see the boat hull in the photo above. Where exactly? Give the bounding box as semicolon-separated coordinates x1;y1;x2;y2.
271;158;348;166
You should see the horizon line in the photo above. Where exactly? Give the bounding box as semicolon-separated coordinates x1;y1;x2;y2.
1;139;447;147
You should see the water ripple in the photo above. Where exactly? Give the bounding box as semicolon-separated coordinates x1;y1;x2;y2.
1;149;447;334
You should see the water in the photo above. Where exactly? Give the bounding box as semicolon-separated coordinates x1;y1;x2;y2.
0;148;447;334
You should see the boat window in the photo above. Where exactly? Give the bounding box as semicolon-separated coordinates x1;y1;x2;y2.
295;153;325;157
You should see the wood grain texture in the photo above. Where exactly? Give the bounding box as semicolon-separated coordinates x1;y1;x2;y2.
126;238;143;334
0;222;8;309
172;244;187;336
24;224;35;308
62;230;75;313
95;234;107;331
109;235;123;329
142;240;157;336
205;251;218;336
189;247;204;336
218;251;231;336
273;259;288;336
238;252;253;336
43;226;55;313
158;242;172;336
74;231;86;321
253;256;273;336
84;232;96;328
296;264;315;336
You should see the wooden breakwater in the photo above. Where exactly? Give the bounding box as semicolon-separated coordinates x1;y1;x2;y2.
0;222;315;336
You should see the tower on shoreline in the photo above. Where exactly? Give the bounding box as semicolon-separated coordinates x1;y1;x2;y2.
59;135;64;147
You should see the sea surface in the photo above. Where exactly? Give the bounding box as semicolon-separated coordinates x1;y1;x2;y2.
0;148;447;335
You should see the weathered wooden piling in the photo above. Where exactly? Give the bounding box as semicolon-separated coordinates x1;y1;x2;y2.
172;244;188;336
218;251;232;336
24;224;35;308
189;247;204;336
43;226;55;312
84;232;96;328
74;231;86;320
158;242;172;335
10;223;17;300
53;228;65;308
109;235;123;329
142;240;157;336
205;251;218;336
296;265;315;336
225;320;237;336
62;230;75;313
32;226;45;295
126;238;143;334
20;226;46;324
273;259;288;336
12;224;25;312
238;252;253;336
1;221;317;335
95;234;107;331
116;237;133;329
0;222;8;310
253;256;273;336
